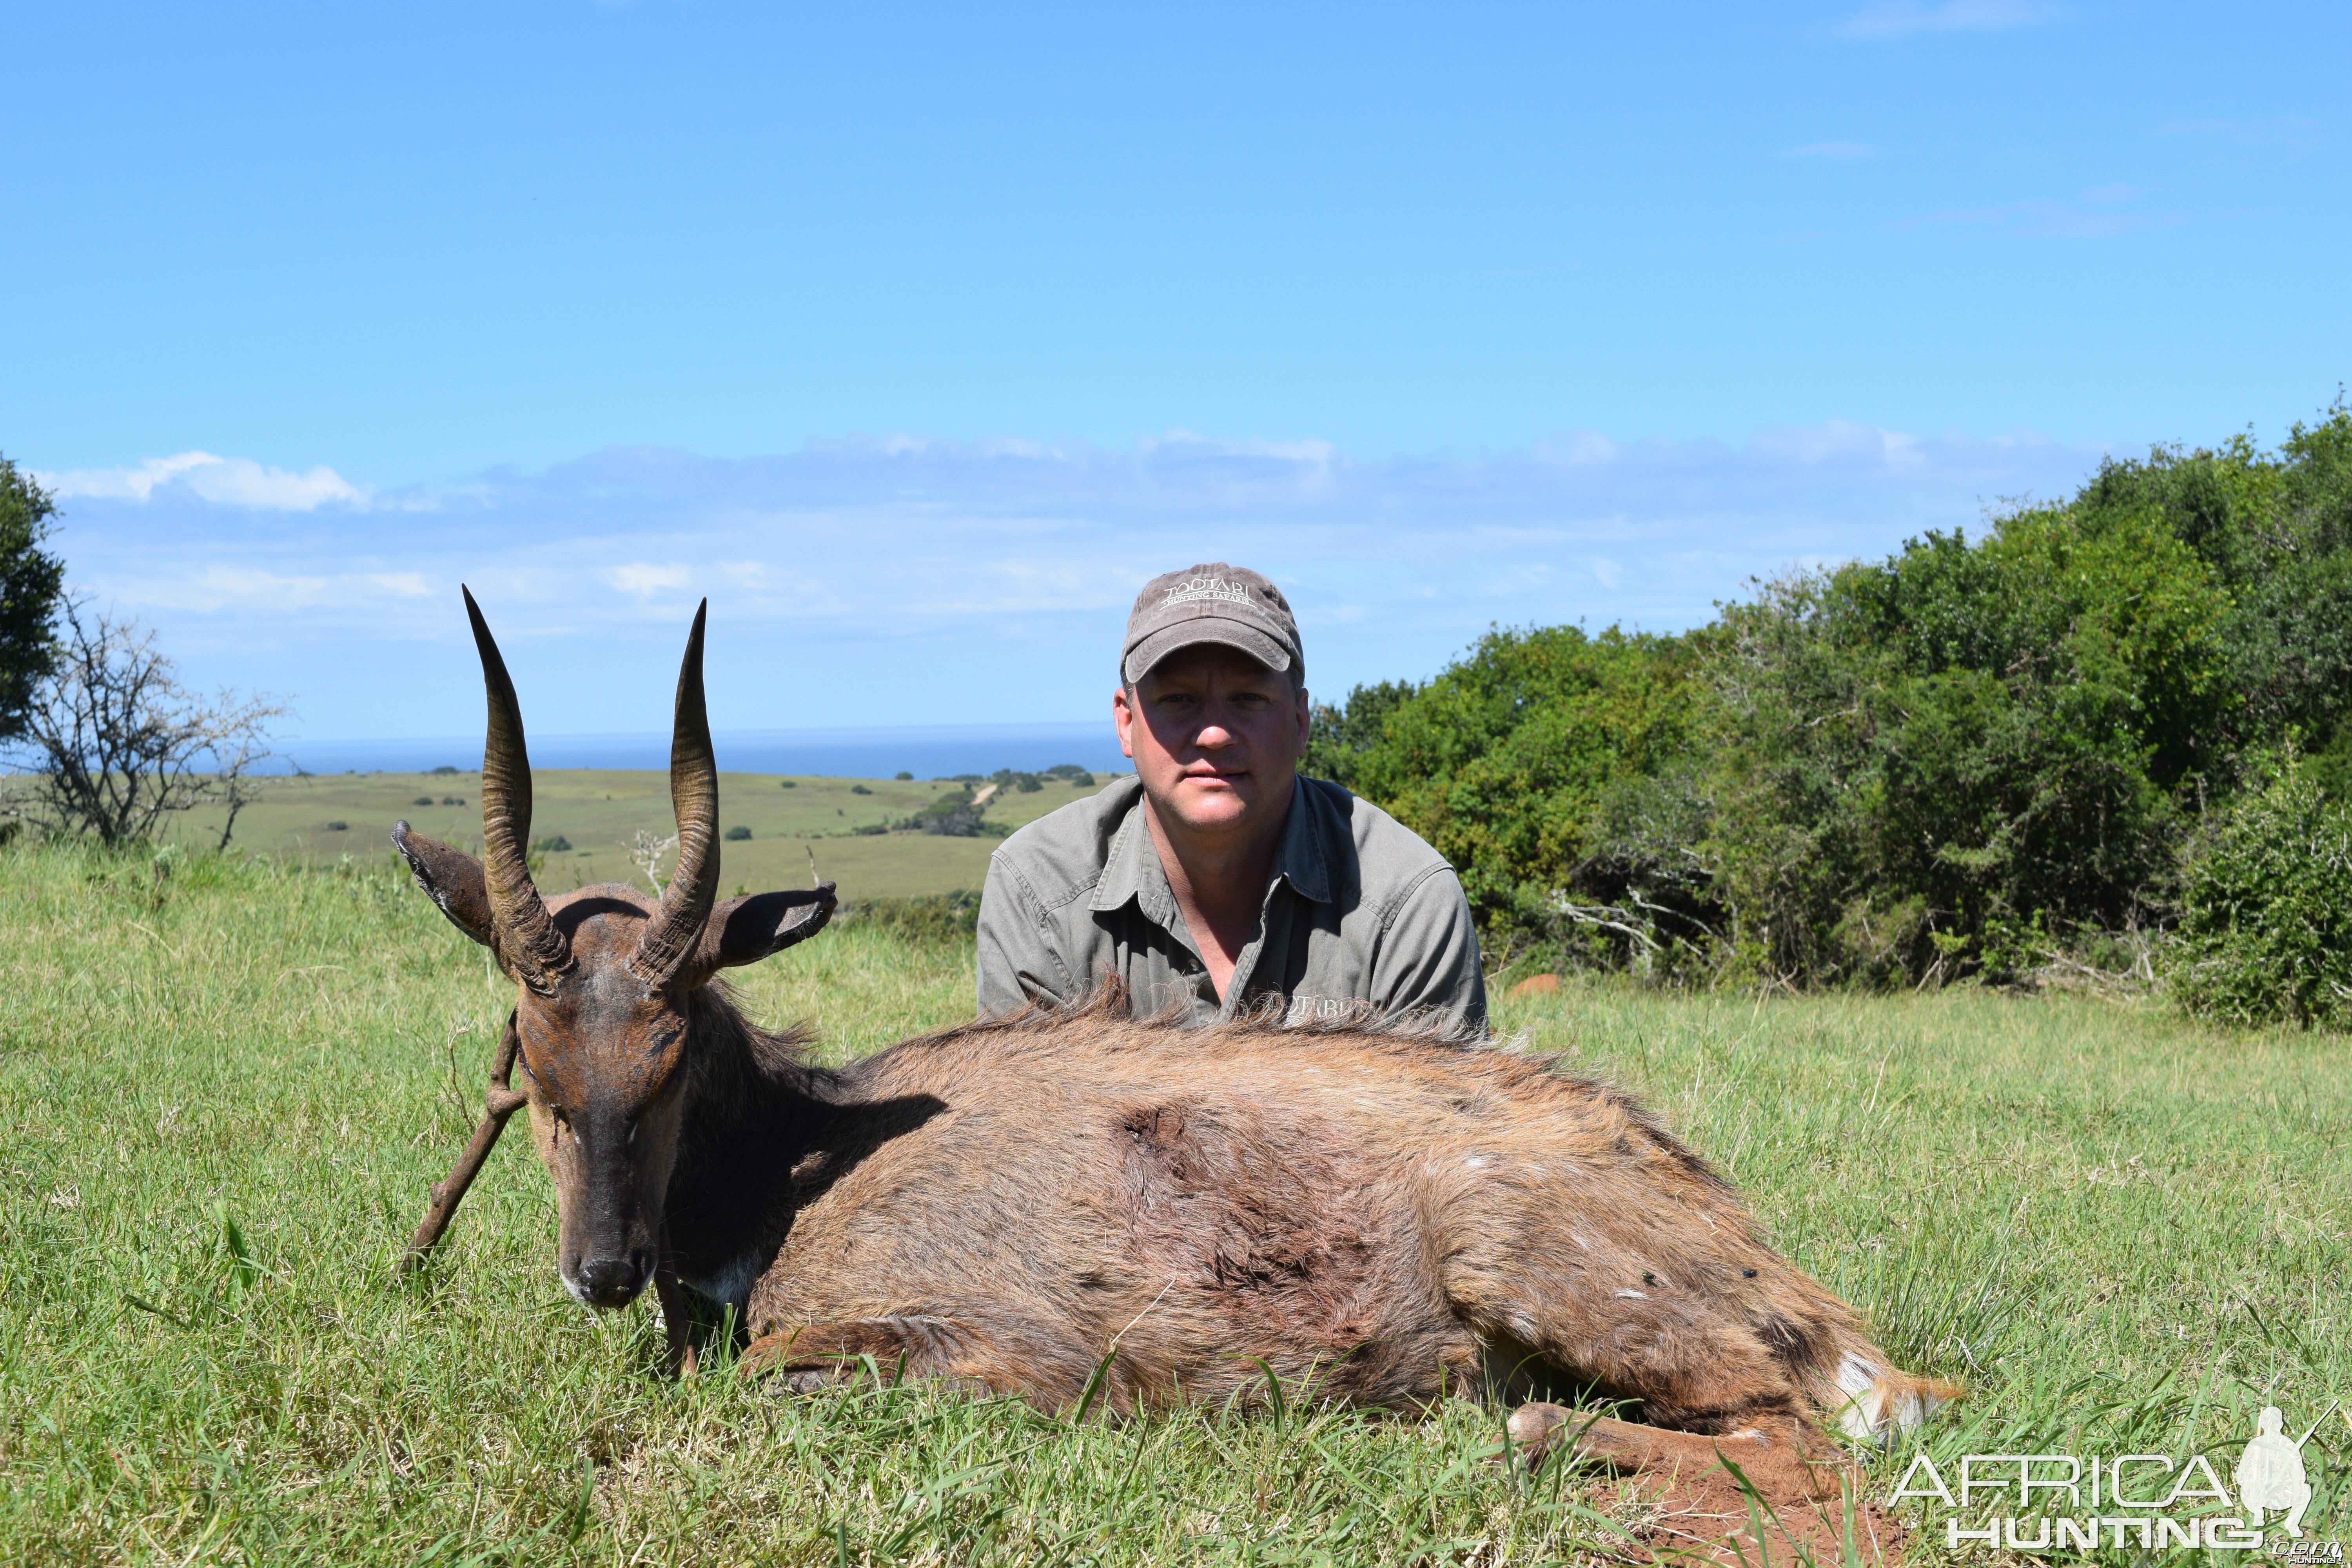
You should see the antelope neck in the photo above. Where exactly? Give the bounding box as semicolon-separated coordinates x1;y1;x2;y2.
660;993;842;1306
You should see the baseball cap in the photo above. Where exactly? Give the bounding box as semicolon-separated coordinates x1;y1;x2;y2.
1121;563;1304;686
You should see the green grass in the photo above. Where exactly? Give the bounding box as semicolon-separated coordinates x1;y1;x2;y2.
167;768;1119;899
2;842;2346;1564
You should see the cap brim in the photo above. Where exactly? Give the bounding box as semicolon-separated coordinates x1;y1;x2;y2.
1122;621;1293;686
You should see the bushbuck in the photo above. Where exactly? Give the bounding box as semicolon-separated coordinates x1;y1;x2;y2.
396;592;1950;1530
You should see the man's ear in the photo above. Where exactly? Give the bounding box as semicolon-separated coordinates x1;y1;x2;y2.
690;883;838;975
392;821;496;947
1114;683;1138;760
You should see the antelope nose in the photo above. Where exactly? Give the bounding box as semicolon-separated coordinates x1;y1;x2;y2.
577;1255;645;1309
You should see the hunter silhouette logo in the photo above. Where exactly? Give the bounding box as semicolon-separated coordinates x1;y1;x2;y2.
2240;1403;2333;1539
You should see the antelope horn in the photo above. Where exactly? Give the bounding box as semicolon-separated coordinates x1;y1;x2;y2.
463;587;572;995
631;600;720;989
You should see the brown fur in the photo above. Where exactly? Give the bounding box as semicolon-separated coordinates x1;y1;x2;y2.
706;987;1920;1440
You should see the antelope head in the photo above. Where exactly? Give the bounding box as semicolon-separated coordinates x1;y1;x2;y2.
393;590;834;1311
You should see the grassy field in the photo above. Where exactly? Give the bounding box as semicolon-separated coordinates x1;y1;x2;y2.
1;842;2345;1565
167;768;1120;900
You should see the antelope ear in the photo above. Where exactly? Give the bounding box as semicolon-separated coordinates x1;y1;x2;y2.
392;821;496;947
690;883;838;975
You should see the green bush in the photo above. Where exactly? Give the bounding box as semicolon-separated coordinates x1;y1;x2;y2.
906;789;998;837
1310;403;2352;1004
531;833;571;853
1302;680;1416;793
850;783;873;795
722;825;751;842
779;779;797;788
1321;626;1698;941
2167;758;2352;1028
1697;500;2233;986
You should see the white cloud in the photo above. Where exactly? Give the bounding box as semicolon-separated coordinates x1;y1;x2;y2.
603;562;696;599
37;451;366;510
50;421;2123;734
1836;0;2059;40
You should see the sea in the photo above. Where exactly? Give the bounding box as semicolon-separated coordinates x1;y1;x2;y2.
266;722;1132;782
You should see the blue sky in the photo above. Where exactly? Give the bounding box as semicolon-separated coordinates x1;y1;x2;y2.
5;2;2345;742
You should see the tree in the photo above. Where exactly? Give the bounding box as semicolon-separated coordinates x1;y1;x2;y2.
0;454;67;741
4;601;286;849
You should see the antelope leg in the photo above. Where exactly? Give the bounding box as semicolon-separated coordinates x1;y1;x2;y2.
653;1260;698;1379
401;1018;529;1271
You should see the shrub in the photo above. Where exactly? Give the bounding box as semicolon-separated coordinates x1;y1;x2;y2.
1045;764;1096;786
894;771;913;780
850;784;872;795
412;796;435;807
1345;626;1699;940
907;789;995;837
1305;401;2352;991
779;779;797;788
430;765;460;775
0;453;66;742
1700;503;2232;985
532;833;572;853
438;795;464;806
1302;680;1417;793
2167;758;2352;1028
325;820;348;832
723;825;751;841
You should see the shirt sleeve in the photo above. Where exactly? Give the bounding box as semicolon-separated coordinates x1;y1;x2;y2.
976;853;1074;1016
1370;865;1489;1035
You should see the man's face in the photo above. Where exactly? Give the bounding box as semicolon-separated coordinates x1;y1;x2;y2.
1115;644;1310;839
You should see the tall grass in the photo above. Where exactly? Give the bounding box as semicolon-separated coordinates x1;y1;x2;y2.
0;842;2344;1564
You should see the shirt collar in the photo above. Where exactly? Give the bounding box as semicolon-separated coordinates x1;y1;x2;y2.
1089;777;1331;919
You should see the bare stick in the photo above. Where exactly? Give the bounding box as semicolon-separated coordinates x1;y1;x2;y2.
401;1015;529;1271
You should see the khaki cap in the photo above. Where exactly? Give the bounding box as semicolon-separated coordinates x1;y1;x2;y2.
1122;563;1303;686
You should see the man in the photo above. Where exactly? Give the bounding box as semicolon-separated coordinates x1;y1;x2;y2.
977;562;1487;1031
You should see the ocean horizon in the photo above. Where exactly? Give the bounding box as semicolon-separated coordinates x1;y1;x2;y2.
263;722;1134;782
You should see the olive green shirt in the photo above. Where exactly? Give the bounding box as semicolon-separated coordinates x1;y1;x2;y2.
976;775;1488;1032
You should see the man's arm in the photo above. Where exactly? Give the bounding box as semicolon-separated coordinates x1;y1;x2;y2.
1371;865;1488;1034
976;854;1075;1016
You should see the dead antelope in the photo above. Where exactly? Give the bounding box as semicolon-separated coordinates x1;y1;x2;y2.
397;592;1951;1531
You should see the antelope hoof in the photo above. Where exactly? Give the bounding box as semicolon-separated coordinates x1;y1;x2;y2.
1505;1400;1577;1465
